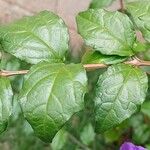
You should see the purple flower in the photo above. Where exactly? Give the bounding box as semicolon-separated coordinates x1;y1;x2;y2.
120;142;146;150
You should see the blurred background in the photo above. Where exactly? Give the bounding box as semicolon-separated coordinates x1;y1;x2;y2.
0;0;122;59
0;0;150;150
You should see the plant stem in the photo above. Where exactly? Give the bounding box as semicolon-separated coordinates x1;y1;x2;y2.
83;63;107;70
120;0;124;12
84;58;150;70
0;70;28;77
0;58;150;77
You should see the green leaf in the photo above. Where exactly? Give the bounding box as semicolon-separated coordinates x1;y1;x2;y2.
90;0;114;8
146;144;150;150
0;11;69;64
82;50;127;65
133;41;147;53
76;9;135;56
18;62;87;142
0;77;13;134
80;123;95;145
144;49;150;61
51;129;68;150
104;130;121;143
1;55;20;71
0;52;30;92
133;124;150;144
104;121;128;143
141;101;150;118
126;1;150;42
94;64;148;133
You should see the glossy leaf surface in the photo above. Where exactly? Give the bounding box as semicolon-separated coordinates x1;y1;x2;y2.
127;1;150;42
0;77;13;134
82;50;127;65
0;11;69;64
76;9;135;56
19;62;87;142
94;64;148;132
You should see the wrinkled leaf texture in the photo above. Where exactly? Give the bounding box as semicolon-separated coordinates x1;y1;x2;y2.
19;62;87;142
94;64;148;132
76;9;136;56
0;11;69;64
